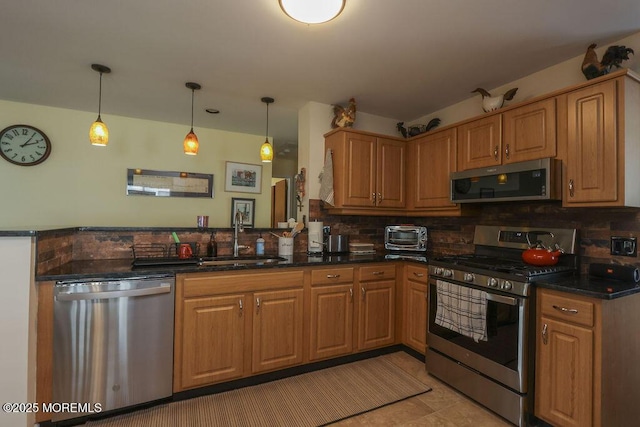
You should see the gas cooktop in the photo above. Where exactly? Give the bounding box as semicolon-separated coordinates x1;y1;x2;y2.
430;255;576;279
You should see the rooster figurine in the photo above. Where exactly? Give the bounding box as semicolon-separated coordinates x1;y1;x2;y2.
472;87;518;113
331;98;356;128
581;43;634;80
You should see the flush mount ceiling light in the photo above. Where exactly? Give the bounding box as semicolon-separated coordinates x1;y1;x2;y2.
183;82;201;155
260;97;274;163
89;64;111;146
279;0;345;24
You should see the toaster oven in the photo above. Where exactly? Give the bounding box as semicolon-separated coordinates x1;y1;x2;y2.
385;225;427;252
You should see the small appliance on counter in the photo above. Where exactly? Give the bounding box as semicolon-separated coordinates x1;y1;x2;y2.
307;220;324;255
384;225;427;261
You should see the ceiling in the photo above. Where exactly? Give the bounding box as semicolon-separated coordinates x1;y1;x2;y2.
1;0;639;160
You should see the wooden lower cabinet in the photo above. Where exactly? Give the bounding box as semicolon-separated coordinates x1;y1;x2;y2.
309;284;354;360
403;265;428;354
358;264;396;350
535;288;640;427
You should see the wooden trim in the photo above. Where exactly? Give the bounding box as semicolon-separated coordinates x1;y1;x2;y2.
35;281;54;423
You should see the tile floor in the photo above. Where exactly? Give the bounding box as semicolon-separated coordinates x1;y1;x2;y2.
333;351;513;426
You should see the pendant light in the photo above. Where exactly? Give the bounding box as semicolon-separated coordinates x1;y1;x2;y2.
260;97;274;163
89;64;111;146
183;82;201;155
279;0;346;24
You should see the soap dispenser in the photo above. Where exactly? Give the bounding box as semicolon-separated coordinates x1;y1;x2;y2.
256;233;265;255
207;232;217;257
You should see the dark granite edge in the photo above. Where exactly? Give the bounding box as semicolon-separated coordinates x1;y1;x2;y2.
535;277;640;300
0;230;37;237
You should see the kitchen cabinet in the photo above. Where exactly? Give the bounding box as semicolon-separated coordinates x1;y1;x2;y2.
457;98;556;171
357;264;396;350
561;73;640;207
309;267;355;361
174;270;304;391
535;288;640;427
402;264;428;354
324;129;406;214
406;127;462;216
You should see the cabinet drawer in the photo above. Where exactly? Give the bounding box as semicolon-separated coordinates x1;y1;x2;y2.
311;267;354;285
360;264;396;281
182;270;304;297
539;290;595;327
406;265;428;284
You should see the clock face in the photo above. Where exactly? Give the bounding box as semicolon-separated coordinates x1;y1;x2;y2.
0;124;52;166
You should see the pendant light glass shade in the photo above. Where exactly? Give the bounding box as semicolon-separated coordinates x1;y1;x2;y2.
260;97;274;163
279;0;345;24
183;82;201;155
89;64;111;146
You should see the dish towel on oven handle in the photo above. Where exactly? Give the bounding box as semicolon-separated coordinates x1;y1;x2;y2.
318;149;335;206
435;279;488;342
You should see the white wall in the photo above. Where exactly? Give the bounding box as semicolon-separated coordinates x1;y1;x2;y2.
0;101;273;228
0;237;35;427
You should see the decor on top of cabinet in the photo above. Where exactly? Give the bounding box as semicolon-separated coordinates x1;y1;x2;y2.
471;87;518;113
396;118;441;138
581;43;634;80
331;97;356;128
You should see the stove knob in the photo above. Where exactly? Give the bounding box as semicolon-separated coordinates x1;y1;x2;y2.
488;277;499;287
435;267;444;276
503;281;513;290
463;273;475;282
443;269;453;278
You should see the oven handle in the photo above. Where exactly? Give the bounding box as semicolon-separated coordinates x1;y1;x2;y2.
486;293;518;306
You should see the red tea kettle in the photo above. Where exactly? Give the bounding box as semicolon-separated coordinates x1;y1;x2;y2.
522;231;564;266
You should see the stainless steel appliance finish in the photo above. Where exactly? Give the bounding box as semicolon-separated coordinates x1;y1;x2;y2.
426;225;578;427
53;275;175;422
385;225;427;252
324;234;349;253
451;157;561;203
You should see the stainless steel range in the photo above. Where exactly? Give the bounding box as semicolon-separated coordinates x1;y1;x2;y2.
426;225;578;426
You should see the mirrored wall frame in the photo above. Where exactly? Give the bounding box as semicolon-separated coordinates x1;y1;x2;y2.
126;168;214;198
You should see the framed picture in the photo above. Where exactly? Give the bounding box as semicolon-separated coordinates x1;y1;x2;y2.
225;161;262;194
126;168;213;198
231;198;255;227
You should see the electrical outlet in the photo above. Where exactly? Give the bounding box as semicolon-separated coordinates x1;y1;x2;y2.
611;236;637;257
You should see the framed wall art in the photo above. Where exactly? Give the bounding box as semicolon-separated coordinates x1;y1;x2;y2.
231;198;255;227
126;168;214;198
225;161;262;194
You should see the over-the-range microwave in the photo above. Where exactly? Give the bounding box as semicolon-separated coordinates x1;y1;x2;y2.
450;157;561;203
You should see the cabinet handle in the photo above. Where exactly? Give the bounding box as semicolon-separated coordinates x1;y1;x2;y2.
494;145;499;160
542;323;548;345
505;143;510;159
378;192;382;203
372;271;384;276
372;192;376;205
349;287;353;301
239;299;243;313
568;179;575;197
326;274;341;279
361;286;366;301
552;304;578;314
256;297;261;313
413;272;425;278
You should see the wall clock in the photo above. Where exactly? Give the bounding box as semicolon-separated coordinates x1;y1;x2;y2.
0;124;52;166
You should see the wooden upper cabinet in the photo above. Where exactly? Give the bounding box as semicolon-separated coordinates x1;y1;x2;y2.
324;129;405;211
503;97;556;163
407;127;457;210
457;114;502;170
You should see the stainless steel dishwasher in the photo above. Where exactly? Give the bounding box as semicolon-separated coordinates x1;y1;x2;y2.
53;275;174;422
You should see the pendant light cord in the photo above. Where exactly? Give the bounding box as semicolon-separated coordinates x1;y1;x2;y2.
97;72;103;119
190;88;195;131
265;102;269;139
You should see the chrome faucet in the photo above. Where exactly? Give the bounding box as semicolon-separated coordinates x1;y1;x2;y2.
233;210;249;257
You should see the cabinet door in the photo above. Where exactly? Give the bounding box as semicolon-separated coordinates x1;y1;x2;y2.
343;132;377;207
181;294;246;389
376;137;406;208
309;284;354;361
357;280;395;350
565;80;618;204
409;128;457;209
503;98;556;164
252;288;304;373
457;114;502;170
536;316;593;427
404;276;428;354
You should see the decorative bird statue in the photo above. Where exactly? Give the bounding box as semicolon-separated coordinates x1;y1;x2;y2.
471;88;518;113
581;43;634;80
397;118;441;138
331;98;357;128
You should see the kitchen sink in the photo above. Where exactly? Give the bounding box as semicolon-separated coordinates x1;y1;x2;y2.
198;256;287;267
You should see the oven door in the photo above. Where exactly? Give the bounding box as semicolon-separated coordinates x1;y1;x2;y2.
427;278;529;393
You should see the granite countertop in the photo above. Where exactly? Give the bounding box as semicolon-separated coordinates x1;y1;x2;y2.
535;276;640;300
36;252;417;282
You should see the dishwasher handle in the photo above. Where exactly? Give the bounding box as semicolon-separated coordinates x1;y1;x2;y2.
56;282;171;301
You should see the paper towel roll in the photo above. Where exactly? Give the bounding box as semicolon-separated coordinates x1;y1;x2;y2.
308;221;324;253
